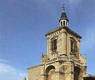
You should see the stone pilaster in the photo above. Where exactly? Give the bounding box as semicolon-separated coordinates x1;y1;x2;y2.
63;32;67;55
64;62;74;80
40;65;46;80
55;62;60;80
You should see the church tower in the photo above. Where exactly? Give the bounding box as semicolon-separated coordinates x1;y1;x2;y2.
28;9;87;80
44;9;84;61
41;9;87;80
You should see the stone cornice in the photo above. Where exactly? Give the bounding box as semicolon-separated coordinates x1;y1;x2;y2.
45;26;82;39
27;64;43;70
55;71;74;74
44;56;85;66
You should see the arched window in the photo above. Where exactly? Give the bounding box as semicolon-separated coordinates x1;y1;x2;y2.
63;20;65;26
51;38;57;52
61;21;63;26
46;65;55;80
60;20;68;26
70;37;77;54
74;66;80;80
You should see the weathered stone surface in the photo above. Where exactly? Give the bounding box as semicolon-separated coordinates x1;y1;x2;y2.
27;9;95;80
28;65;41;80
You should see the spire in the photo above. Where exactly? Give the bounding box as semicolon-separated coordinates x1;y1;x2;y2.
59;10;69;22
59;6;69;27
41;52;44;57
24;77;26;80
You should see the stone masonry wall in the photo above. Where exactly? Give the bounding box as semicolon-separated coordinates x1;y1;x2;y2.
28;65;41;80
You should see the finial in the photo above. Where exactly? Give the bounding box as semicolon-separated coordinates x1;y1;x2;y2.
84;53;87;59
84;53;87;65
41;52;44;57
24;77;26;80
62;3;65;12
59;4;69;27
59;3;69;21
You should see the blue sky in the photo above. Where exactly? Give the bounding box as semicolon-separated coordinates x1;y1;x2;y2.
0;0;95;80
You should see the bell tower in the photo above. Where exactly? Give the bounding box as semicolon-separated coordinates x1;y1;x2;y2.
45;9;82;60
27;2;95;80
27;7;88;80
40;9;87;80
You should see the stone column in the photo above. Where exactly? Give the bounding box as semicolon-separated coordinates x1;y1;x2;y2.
64;62;74;80
55;62;60;80
47;37;52;60
77;39;80;58
62;32;67;55
47;38;49;58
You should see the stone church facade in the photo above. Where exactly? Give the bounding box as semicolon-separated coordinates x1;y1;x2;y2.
27;9;95;80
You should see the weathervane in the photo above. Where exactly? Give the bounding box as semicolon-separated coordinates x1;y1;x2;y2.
62;3;65;11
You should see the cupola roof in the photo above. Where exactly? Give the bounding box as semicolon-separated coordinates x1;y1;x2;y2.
59;10;69;22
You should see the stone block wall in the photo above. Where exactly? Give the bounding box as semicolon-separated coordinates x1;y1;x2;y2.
28;65;41;80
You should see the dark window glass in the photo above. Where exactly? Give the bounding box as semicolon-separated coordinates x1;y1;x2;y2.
51;39;57;52
71;38;77;53
63;21;65;26
71;39;74;52
61;21;63;26
74;67;80;80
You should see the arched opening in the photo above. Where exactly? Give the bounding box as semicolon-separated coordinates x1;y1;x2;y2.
74;66;80;80
46;65;55;80
51;39;57;52
51;37;58;53
70;37;77;54
61;21;63;26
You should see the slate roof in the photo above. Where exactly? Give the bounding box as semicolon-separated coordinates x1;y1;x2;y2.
59;10;69;22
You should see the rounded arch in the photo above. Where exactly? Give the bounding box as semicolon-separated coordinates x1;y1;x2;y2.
46;65;55;74
70;37;77;53
45;65;56;80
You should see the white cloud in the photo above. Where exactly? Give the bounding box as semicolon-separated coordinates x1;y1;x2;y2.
0;59;27;80
0;59;8;63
